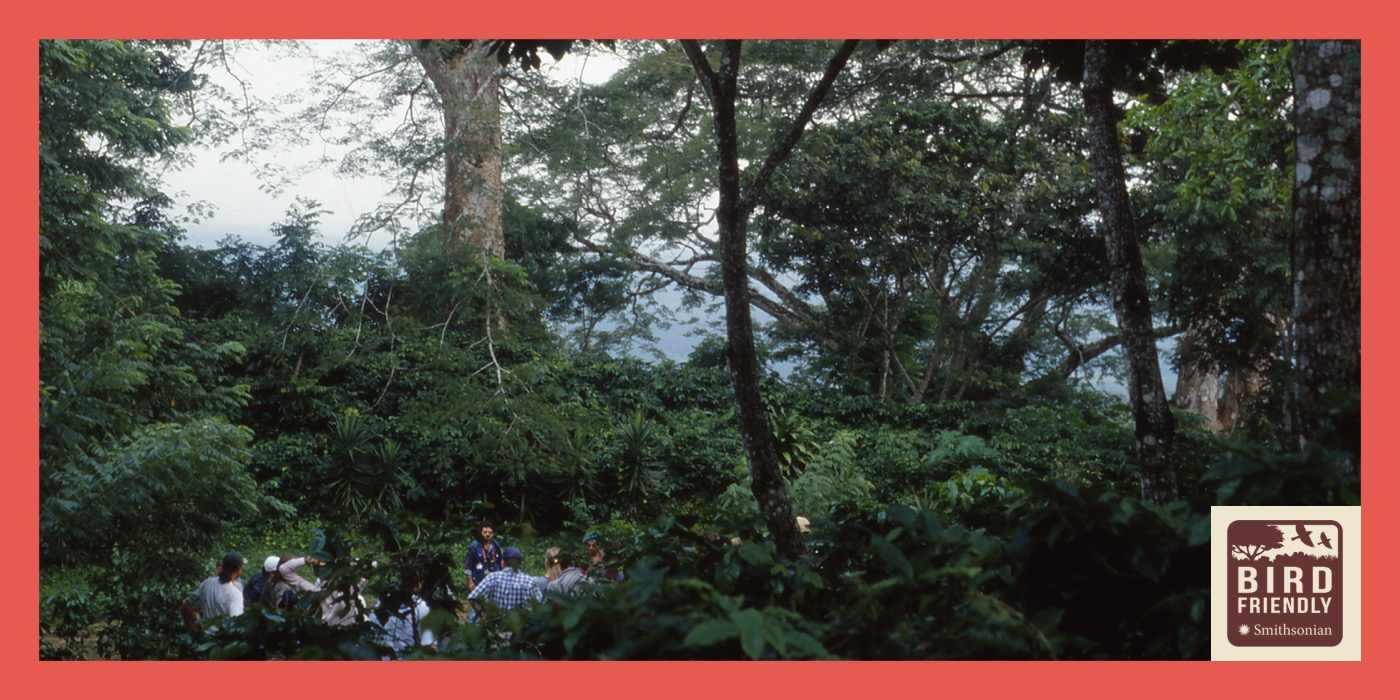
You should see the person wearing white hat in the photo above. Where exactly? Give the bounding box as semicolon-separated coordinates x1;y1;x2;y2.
242;555;282;608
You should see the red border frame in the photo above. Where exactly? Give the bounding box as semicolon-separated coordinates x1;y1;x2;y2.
11;1;1392;695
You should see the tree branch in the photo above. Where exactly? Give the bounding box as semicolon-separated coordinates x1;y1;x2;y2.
1057;323;1184;378
570;233;820;333
678;41;718;106
741;40;859;215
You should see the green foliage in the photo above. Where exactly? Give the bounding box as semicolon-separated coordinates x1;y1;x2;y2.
40;569;110;660
322;410;418;520
39;40;1351;662
768;406;817;478
1128;41;1293;377
1203;440;1360;507
986;402;1139;488
39;40;270;569
54;495;1215;658
758;87;1101;397
40;40;193;294
42;419;262;561
41;542;233;660
472;502;1189;660
606;411;668;519
787;431;874;518
917;467;1015;529
925;429;1000;470
719;430;873;523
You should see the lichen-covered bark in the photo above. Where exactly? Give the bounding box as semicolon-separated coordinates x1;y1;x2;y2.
1291;40;1361;457
1082;40;1178;504
409;40;504;259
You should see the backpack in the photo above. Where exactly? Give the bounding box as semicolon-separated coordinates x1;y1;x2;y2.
260;578;296;609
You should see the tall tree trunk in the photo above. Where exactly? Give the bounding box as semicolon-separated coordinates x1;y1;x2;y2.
1082;40;1178;504
1173;329;1223;432
409;40;505;259
1291;40;1361;462
681;39;857;560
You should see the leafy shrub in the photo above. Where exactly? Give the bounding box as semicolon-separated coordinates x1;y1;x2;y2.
914;466;1017;531
717;431;873;523
1202;440;1359;507
986;403;1138;488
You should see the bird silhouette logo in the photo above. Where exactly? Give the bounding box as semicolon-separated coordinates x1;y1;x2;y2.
1219;515;1351;658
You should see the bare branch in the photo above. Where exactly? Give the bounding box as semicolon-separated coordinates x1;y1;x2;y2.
570;232;814;330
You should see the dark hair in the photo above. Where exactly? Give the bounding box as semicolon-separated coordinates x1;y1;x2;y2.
219;552;245;583
481;521;496;530
554;550;576;568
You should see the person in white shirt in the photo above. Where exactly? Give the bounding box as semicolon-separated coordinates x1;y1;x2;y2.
377;578;435;656
276;555;325;594
180;552;246;632
260;554;327;609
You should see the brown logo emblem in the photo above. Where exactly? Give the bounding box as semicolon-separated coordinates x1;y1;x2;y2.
1226;520;1342;647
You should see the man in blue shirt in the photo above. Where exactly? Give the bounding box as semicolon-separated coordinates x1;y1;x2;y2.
464;522;503;592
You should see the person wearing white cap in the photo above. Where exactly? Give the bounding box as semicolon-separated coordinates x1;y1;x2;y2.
260;553;327;609
243;555;282;608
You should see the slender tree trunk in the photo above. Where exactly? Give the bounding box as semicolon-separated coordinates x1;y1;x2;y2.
685;40;803;560
681;39;857;560
1082;40;1177;503
409;40;505;259
1291;40;1361;462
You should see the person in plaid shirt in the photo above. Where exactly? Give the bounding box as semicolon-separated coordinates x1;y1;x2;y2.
467;547;543;615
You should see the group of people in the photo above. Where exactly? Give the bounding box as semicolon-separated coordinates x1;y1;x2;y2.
178;521;622;656
460;522;618;620
180;551;349;632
